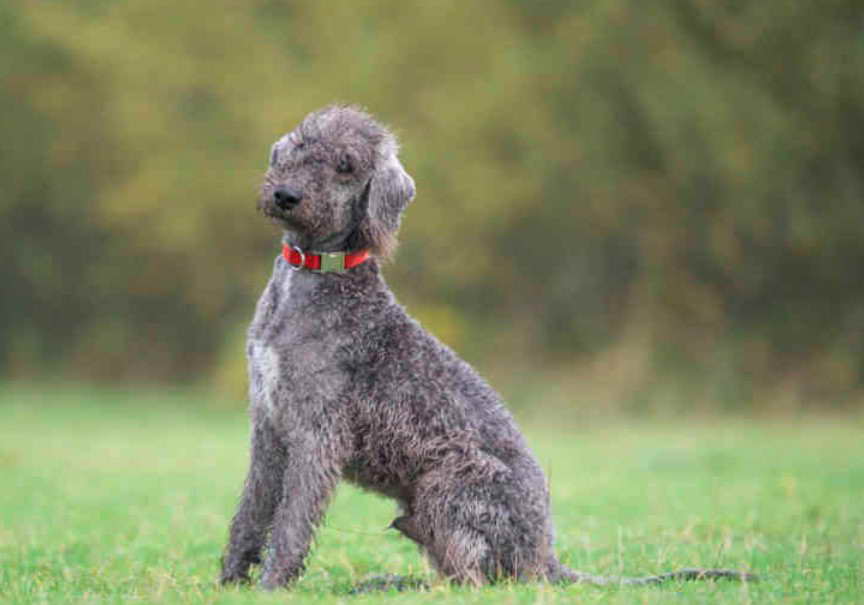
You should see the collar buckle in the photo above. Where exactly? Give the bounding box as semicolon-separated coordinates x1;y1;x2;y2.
318;251;347;273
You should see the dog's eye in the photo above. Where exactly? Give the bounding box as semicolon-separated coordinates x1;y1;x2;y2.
335;154;354;175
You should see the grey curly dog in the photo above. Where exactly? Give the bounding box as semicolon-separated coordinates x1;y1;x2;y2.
219;105;754;590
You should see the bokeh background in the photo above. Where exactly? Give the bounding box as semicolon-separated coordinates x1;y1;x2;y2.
3;1;864;414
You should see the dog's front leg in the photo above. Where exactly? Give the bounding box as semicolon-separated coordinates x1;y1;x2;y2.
220;420;287;585
258;436;343;590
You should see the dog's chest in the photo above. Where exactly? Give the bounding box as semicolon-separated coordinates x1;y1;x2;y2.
246;264;349;418
248;340;282;416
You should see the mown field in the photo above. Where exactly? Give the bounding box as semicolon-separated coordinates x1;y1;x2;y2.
0;385;861;604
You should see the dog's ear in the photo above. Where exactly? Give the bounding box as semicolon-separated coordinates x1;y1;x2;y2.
357;154;415;257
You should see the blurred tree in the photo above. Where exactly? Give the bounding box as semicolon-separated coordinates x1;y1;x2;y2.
2;0;862;408
0;5;117;375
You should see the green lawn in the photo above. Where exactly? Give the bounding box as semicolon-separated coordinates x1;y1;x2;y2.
0;384;861;604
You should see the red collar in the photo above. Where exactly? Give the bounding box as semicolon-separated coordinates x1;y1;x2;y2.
282;244;371;273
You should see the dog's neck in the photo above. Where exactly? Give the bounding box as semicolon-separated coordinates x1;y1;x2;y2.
281;230;353;254
282;228;354;253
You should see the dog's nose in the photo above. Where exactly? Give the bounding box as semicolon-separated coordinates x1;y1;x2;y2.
273;186;302;210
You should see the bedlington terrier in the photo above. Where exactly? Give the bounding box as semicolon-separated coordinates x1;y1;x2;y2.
219;105;754;590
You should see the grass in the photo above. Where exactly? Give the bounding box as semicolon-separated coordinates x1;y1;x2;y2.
0;384;861;604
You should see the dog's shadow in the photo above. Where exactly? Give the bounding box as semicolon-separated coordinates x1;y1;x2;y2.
346;574;430;595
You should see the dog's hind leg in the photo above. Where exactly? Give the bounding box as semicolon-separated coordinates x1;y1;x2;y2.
406;478;549;586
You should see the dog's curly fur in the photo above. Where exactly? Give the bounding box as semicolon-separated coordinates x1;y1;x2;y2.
219;105;755;590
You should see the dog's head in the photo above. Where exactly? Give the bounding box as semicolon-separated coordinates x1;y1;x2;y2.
260;105;415;257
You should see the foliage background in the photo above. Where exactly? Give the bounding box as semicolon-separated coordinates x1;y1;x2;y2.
3;1;864;411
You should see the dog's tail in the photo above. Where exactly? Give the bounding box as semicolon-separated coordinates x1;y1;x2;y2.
551;562;757;586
